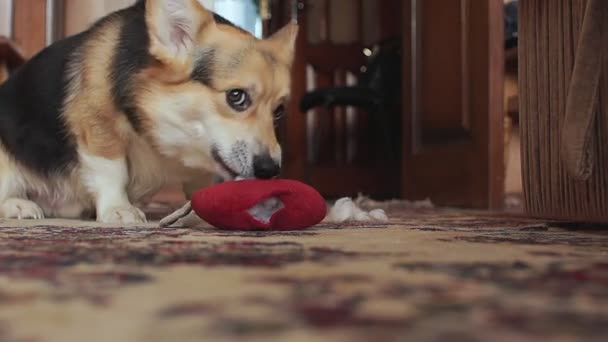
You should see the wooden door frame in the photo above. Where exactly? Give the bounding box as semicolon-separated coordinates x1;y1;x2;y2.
280;0;307;182
12;0;47;58
11;0;64;58
401;0;505;209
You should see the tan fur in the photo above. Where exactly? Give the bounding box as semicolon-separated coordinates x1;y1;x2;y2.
0;0;298;222
0;143;92;219
133;6;297;180
63;17;131;160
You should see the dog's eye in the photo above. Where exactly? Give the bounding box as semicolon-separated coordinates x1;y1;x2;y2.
273;105;286;121
226;89;251;112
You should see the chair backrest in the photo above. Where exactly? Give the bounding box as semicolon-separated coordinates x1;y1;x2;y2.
276;0;403;199
359;36;402;106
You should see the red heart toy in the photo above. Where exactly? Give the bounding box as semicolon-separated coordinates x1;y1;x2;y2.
190;179;327;231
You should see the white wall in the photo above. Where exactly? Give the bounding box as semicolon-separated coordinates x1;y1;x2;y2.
64;0;134;36
211;0;261;37
63;0;259;38
0;0;12;37
200;0;216;9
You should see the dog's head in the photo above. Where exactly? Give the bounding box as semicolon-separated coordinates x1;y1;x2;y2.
137;0;297;180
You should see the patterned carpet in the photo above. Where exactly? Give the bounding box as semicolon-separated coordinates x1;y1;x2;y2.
0;203;607;342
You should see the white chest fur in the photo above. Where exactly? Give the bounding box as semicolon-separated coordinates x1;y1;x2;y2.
24;135;197;220
125;134;193;203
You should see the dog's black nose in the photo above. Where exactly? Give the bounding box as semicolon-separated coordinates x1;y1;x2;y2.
253;154;280;179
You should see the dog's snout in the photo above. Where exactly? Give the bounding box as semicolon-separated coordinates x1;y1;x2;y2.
253;154;280;179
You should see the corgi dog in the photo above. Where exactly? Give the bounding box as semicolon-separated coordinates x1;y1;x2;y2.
0;0;298;223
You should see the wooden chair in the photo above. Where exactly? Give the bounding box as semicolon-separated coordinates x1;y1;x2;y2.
299;36;402;180
275;0;403;200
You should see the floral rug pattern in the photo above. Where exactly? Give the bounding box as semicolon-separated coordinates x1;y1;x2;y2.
0;206;607;342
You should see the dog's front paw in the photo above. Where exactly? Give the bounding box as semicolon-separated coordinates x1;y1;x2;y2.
98;205;146;224
0;198;45;220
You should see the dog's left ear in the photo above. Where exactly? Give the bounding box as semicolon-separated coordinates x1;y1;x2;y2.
264;22;299;65
146;0;214;65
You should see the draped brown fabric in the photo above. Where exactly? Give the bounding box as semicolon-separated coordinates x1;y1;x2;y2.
520;0;608;222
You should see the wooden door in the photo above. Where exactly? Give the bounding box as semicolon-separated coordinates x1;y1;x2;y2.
401;0;505;209
274;0;403;199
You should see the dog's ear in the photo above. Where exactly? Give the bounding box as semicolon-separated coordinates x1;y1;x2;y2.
146;0;214;65
264;22;299;65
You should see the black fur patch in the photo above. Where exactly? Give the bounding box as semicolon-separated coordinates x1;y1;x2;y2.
191;48;216;85
110;1;150;132
0;33;86;175
191;14;249;85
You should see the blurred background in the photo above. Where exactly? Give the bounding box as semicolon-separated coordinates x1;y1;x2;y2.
0;0;520;210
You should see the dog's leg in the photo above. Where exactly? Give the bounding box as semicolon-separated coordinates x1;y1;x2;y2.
0;156;45;220
0;198;45;219
80;152;146;224
69;104;145;224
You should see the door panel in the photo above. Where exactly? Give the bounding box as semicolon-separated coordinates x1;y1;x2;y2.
420;0;469;141
402;0;505;209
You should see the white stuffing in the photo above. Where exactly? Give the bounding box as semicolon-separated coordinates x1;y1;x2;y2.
160;196;389;228
324;197;389;223
369;209;389;222
247;196;285;224
354;194;433;210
